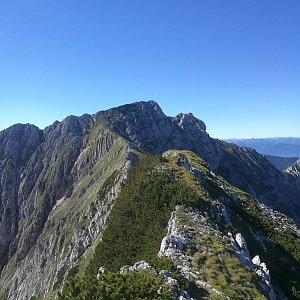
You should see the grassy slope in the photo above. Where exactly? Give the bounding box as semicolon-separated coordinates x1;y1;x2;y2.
86;154;199;274
59;150;300;299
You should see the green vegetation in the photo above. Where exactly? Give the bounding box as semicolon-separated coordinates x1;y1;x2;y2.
59;270;172;300
229;202;300;299
58;150;300;299
0;285;10;300
60;154;200;298
196;236;265;299
87;154;198;274
182;149;300;299
228;194;300;263
174;207;266;300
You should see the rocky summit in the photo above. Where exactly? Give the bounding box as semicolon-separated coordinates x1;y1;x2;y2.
0;100;299;300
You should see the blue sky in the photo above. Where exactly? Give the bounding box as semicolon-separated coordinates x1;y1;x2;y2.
0;0;299;138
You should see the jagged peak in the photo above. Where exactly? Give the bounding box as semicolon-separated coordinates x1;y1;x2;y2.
0;123;43;162
43;114;94;137
173;112;207;132
93;100;165;122
112;99;162;112
0;123;41;135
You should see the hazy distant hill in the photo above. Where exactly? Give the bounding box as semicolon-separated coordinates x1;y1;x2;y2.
226;137;300;157
264;155;299;171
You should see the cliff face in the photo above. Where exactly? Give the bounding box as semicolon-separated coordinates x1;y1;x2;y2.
0;124;44;269
0;112;136;299
286;158;300;177
215;141;300;225
93;101;300;225
95;101;220;169
0;100;299;299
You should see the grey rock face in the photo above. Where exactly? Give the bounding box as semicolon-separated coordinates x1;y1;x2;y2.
285;158;300;177
0;112;133;299
95;101;299;226
174;113;206;133
93;101;220;170
233;233;253;268
7;114;94;263
215;142;300;225
0;124;44;269
4;156;129;300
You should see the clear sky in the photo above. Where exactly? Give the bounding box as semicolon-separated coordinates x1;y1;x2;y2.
0;0;299;138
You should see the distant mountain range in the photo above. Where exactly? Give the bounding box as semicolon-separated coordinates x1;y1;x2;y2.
225;137;300;158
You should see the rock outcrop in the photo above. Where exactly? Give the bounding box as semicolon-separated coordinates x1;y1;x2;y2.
285;158;300;177
159;205;278;299
119;261;194;300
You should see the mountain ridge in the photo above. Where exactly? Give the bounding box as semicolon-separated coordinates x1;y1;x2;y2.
0;100;300;299
0;101;299;257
